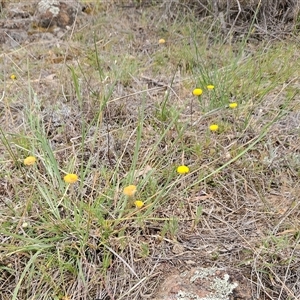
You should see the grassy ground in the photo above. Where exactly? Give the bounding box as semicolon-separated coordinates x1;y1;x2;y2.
1;2;300;300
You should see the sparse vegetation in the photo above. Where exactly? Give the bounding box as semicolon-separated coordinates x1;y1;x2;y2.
1;1;300;300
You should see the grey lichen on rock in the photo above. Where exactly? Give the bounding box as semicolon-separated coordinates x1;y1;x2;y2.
210;274;238;299
37;0;60;16
176;268;238;300
190;267;218;282
36;0;82;29
176;291;201;300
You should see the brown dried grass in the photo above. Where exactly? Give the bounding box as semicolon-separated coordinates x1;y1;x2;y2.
165;0;300;39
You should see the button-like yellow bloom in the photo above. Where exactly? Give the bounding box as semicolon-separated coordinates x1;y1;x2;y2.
123;185;137;197
192;88;203;96
10;74;17;80
158;38;166;44
177;165;190;174
207;85;214;90
229;102;238;109
23;156;36;166
63;173;78;184
209;124;219;132
134;200;144;209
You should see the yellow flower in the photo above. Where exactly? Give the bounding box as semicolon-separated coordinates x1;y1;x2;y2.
192;88;203;96
23;156;36;166
229;102;238;109
209;124;219;132
63;173;78;184
158;38;166;44
207;85;214;90
123;185;137;197
134;200;144;209
177;165;190;174
10;74;16;80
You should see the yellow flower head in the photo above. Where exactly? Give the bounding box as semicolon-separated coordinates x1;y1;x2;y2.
134;200;144;209
207;85;214;90
177;165;190;174
63;173;78;184
209;124;219;132
10;74;17;80
123;185;137;197
192;88;203;96
23;156;36;166
229;102;238;109
158;38;166;44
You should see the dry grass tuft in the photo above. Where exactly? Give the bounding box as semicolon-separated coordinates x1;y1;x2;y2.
164;0;300;40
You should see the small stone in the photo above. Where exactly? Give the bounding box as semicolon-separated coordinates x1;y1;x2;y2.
154;267;252;300
36;0;82;29
22;222;29;228
172;243;185;254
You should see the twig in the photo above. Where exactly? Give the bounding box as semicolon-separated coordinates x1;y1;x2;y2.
103;244;139;279
0;90;4;102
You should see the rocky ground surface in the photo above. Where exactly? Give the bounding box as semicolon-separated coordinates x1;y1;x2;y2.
0;0;89;48
154;267;252;300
